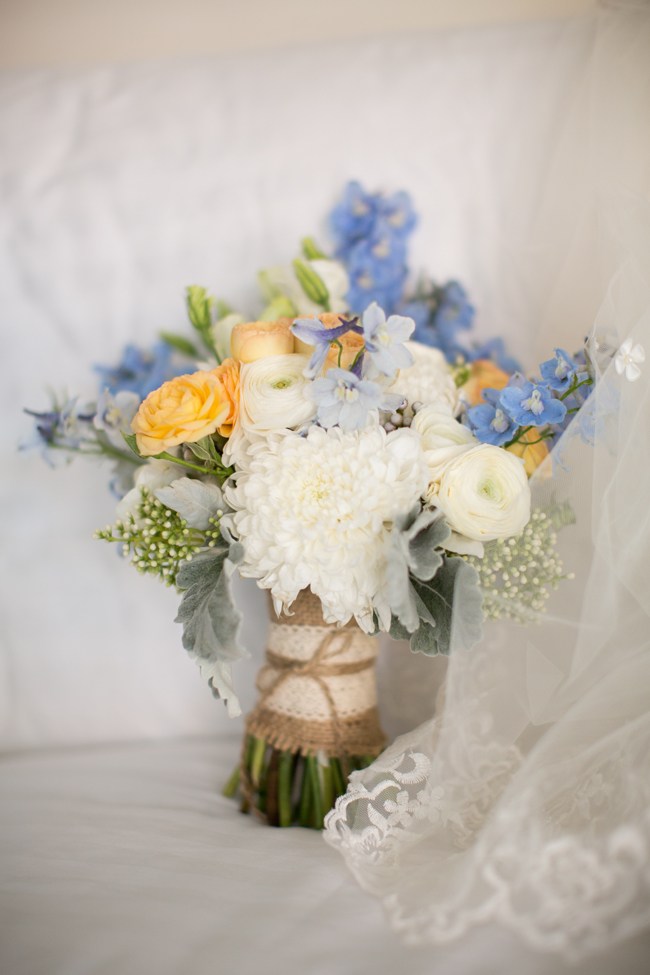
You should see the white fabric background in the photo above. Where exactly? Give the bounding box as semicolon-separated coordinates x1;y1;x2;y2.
1;13;595;749
2;9;650;975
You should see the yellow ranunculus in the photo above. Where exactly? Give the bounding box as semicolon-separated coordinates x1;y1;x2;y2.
230;318;295;363
213;358;240;437
506;431;550;477
462;358;510;406
131;369;233;456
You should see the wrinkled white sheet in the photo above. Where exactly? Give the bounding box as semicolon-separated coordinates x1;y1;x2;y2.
2;737;649;975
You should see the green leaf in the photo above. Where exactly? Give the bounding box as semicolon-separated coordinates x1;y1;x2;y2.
293;258;330;308
121;431;143;457
185;436;220;464
410;557;483;656
159;331;199;357
175;546;246;717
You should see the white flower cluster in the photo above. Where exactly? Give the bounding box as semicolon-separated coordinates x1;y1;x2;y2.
222;333;532;626
225;425;429;631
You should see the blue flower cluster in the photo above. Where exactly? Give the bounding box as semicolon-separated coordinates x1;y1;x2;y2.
292;303;414;432
94;341;189;401
400;281;520;372
329;181;416;316
467;348;593;447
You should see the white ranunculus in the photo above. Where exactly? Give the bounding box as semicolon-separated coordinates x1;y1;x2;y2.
411;405;478;493
433;444;531;542
238;353;316;435
391;341;459;414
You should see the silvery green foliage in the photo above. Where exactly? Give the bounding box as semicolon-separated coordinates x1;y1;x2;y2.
156;477;225;530
391;556;483;656
175;542;246;717
384;508;450;632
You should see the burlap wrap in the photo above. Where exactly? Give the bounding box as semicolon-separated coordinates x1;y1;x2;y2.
245;590;385;757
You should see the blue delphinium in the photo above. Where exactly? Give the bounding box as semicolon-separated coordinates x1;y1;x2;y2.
467;336;522;374
377;189;417;238
539;348;586;393
400;280;476;362
500;379;567;427
329;181;417;315
291;315;363;378
329;181;378;254
309;368;404;432
23;397;96;465
94;341;188;400
467;388;518;446
94;389;141;449
361;302;414;377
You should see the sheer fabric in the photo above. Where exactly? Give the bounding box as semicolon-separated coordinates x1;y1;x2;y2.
325;1;650;960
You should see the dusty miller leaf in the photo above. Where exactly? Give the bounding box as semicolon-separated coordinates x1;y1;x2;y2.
175;545;246;717
156;477;225;529
385;508;451;633
409;557;483;656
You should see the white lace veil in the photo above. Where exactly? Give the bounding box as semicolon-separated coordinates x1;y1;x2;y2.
324;1;650;960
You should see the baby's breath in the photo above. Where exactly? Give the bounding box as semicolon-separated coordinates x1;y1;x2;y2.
467;509;572;623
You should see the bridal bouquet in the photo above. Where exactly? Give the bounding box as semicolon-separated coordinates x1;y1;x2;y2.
25;182;619;829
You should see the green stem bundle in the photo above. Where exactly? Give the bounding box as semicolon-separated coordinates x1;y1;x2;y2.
226;734;376;829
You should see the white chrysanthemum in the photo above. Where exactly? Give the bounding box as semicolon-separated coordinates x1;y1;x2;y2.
390;341;459;414
224;425;429;631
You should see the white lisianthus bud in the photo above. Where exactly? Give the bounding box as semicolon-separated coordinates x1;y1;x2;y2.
259;260;350;316
239;353;316;434
411;405;477;490
433;444;531;542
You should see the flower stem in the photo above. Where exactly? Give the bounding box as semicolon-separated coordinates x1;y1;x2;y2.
278;751;294;827
307;756;323;830
222;764;240;798
299;758;312;827
250;736;267;787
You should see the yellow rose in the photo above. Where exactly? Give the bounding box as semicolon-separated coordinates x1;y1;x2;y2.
506;431;550;477
293;313;364;371
231;318;295;363
462;358;510;406
213;358;240;437
132;369;232;456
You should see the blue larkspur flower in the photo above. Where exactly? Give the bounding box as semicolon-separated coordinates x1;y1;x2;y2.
376;190;417;238
500;380;567;427
291;315;363;378
94;389;141;449
309;368;404;432
539;348;586;393
399;280;478;361
467;388;518;446
467;337;522;373
23;397;96;465
345;233;408;316
330;181;378;251
94;341;188;400
361;302;414;377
